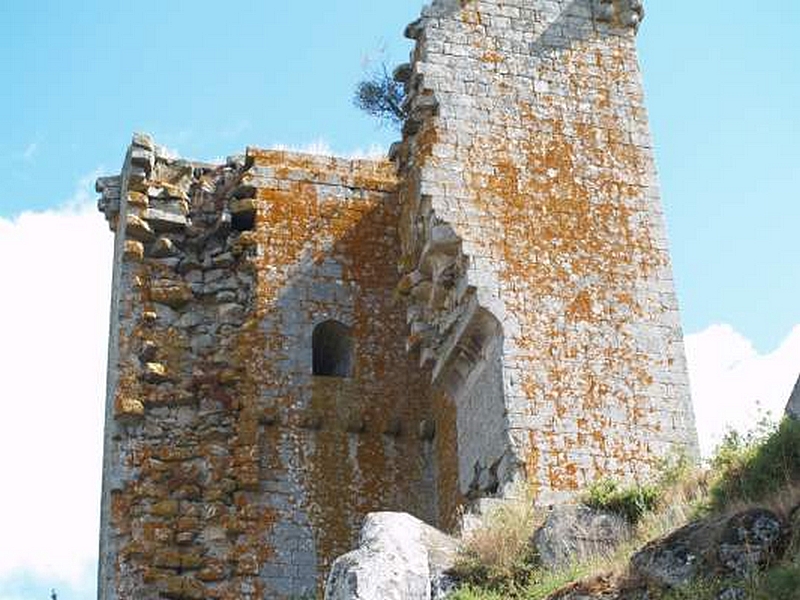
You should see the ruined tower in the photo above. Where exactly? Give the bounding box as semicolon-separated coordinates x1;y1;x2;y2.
96;1;698;598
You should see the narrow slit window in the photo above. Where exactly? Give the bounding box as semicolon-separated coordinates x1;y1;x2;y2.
312;320;353;378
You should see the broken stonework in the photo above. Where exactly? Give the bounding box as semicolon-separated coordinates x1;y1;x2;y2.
96;1;698;598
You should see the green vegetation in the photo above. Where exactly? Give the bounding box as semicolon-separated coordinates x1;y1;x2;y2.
705;417;800;513
446;418;800;600
448;564;589;600
655;562;800;600
582;478;660;525
353;64;407;127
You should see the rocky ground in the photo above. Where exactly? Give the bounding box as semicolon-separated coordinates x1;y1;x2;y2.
323;417;800;600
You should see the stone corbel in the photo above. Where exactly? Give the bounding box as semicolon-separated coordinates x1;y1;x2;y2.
595;0;645;31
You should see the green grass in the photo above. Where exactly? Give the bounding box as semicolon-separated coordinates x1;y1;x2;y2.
448;562;591;600
447;418;800;600
582;478;660;525
655;561;800;600
706;418;800;513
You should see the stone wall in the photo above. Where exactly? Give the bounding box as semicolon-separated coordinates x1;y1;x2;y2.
394;0;698;505
97;136;439;599
96;0;701;594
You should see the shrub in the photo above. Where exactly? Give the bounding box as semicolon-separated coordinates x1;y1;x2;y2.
353;64;406;127
707;418;800;512
583;478;660;525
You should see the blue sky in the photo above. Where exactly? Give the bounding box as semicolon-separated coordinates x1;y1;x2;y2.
0;1;798;598
1;1;798;350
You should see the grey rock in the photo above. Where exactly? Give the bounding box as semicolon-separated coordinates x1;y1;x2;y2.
150;236;179;258
132;132;155;150
533;505;631;569
191;334;215;354
324;512;458;600
126;214;155;242
785;373;800;421
175;312;204;329
632;508;786;589
218;303;245;326
154;305;178;327
212;252;235;268
216;291;237;303
184;270;203;284
143;208;188;232
717;588;745;600
717;509;785;577
631;518;719;588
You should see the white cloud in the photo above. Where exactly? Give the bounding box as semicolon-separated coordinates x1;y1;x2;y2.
271;138;388;160
685;324;800;457
0;175;113;590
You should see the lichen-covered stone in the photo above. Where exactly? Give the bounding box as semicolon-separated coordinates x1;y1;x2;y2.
96;1;699;598
717;509;786;576
631;509;786;588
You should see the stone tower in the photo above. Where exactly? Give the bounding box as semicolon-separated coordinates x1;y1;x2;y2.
96;0;698;598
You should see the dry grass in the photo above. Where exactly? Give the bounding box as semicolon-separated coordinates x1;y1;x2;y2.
451;463;714;599
454;484;543;586
450;421;800;599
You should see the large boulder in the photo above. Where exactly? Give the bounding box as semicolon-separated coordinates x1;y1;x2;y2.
717;508;786;576
533;505;631;568
631;508;786;589
324;512;459;600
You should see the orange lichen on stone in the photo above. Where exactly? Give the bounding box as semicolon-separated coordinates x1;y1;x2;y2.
390;0;697;508
97;3;697;597
433;390;464;531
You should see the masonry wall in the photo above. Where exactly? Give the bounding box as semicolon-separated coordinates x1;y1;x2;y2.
97;1;701;594
395;0;699;505
97;137;438;599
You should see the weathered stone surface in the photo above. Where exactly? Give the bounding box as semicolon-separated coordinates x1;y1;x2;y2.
126;214;155;242
98;136;436;600
785;373;800;420
324;512;458;600
631;509;785;588
95;1;700;597
533;505;631;568
123;240;144;261
632;518;720;588
393;0;698;508
150;279;193;308
151;236;178;258
716;508;785;576
144;207;188;231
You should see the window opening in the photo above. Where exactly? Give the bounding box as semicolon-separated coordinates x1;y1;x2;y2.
312;320;354;377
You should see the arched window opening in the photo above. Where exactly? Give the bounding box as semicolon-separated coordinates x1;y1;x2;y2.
312;320;354;378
